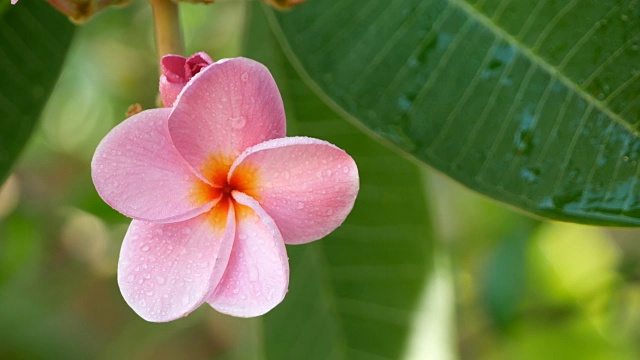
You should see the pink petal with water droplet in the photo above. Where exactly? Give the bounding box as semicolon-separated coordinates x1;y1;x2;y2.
160;78;185;108
229;137;359;244
208;192;289;317
168;57;286;177
91;108;214;223
118;204;235;322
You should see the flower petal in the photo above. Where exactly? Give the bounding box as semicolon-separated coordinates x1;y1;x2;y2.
168;57;286;180
91;108;215;223
229;137;359;244
207;192;289;317
118;201;235;322
184;52;213;78
160;55;186;83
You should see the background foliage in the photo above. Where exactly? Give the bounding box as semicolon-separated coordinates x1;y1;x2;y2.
0;0;639;359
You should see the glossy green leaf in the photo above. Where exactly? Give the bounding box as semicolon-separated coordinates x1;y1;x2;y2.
267;0;640;226
0;2;74;184
245;4;436;359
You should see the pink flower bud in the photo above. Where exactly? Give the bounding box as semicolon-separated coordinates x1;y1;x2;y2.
159;52;214;107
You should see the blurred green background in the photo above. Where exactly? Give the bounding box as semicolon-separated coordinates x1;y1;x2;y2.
2;1;640;359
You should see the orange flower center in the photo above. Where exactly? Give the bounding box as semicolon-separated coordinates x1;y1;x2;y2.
190;154;260;211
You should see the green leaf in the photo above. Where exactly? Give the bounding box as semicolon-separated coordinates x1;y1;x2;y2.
245;4;436;359
267;0;640;226
0;2;75;184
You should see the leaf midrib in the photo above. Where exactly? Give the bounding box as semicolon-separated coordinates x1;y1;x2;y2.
450;0;636;136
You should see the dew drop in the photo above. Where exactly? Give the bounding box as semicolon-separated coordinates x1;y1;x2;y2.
182;228;191;235
157;276;165;284
230;115;246;129
126;275;134;283
241;72;249;81
297;202;305;209
141;245;149;252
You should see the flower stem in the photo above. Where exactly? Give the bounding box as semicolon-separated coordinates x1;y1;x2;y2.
150;0;184;61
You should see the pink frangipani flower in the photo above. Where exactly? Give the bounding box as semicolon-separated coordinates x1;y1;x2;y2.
91;56;359;321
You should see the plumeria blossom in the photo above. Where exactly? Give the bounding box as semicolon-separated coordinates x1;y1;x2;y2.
91;55;359;321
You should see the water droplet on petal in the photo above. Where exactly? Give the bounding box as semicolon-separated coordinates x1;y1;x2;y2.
157;276;165;284
297;202;305;209
141;245;149;252
230;116;246;129
182;228;191;235
241;72;249;81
